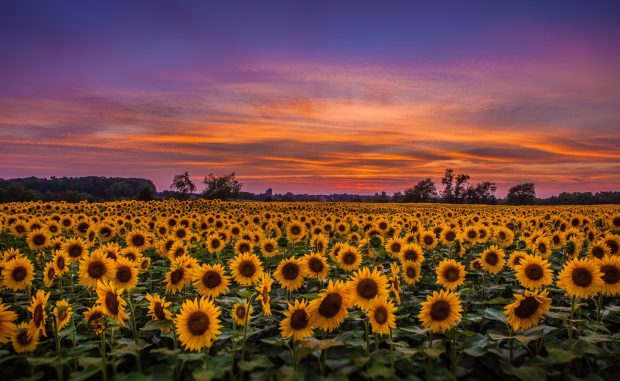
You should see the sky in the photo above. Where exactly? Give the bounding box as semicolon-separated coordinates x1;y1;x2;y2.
1;0;619;197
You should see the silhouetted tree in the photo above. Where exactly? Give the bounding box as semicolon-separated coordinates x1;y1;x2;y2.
136;186;154;201
170;171;196;200
441;168;455;202
507;183;536;205
403;178;438;202
464;181;497;204
202;173;242;200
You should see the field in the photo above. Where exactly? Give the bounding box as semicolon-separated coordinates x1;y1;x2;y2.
0;201;619;381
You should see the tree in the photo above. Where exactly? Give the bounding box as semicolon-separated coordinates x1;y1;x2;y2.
506;183;536;205
136;186;154;201
464;181;497;204
454;174;471;201
170;171;196;200
202;172;242;200
441;168;455;202
403;178;438;202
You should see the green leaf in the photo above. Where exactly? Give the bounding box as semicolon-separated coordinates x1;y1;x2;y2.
513;365;547;381
546;344;579;364
238;355;273;371
484;308;507;323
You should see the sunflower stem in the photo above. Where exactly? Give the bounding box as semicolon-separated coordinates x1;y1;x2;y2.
596;292;603;323
508;327;514;364
204;347;209;373
568;295;576;349
100;331;108;381
53;316;64;381
126;289;142;372
364;317;370;355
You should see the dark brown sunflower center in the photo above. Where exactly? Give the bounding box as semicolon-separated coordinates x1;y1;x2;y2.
57;309;67;321
318;293;343;318
12;266;27;282
116;266;132;283
485;252;499;266
601;265;620;285
69;245;83;258
406;266;417;279
88;261;106;278
445;231;456;241
525;264;543;280
606;240;619;254
309;258;324;273
467;231;477;239
33;234;46;246
374;306;388;324
170;268;185;284
499;232;506;240
444;267;459;282
211;239;220;249
57;256;65;270
572;267;593;287
405;249;420;262
154;302;166;320
514;296;539;318
131;235;145;247
424;236;433;245
290;309;309;330
239;261;256;277
100;227;112;237
513;256;523;266
197;271;219;289
235;306;246;319
356;279;379;300
290;226;301;235
187;311;209;336
105;292;120;315
89;311;103;324
591;246;605;259
342;252;356;265
613;217;620;227
78;222;89;233
391;243;401;252
238;243;251;253
33;304;44;327
430;300;451;321
282;263;300;280
17;331;31;346
538;243;547;253
47;266;55;279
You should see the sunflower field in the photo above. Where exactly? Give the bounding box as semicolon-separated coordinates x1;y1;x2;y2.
0;201;619;381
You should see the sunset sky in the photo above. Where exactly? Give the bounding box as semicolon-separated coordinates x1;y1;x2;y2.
1;1;619;197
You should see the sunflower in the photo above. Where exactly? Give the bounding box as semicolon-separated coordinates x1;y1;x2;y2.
280;299;313;341
53;300;73;330
436;259;466;290
12;322;39;353
495;226;515;248
336;244;363;272
534;236;552;257
234;239;254;256
308;280;352;332
384;237;405;258
0;300;17;344
79;250;113;288
27;229;50;250
419;230;438;250
255;273;273;316
229;252;263;286
348;267;389;310
53;250;70;275
557;258;604;298
145;293;173;323
121;247;142;263
588;240;610;260
596;255;620;296
367;296;397;335
232;302;253;326
418;289;463;333
193;263;230;298
508;251;528;269
3;257;34;291
96;280;128;327
603;236;620;256
402;261;422;285
610;213;620;231
260;238;279;257
399;243;424;265
43;262;56;288
304;252;330;280
27;290;49;338
274;257;307;291
95;223;116;242
62;238;87;262
165;256;193;294
311;234;329;255
84;305;106;334
479;246;506;274
504;289;552;331
515;255;553;290
167;241;188;260
286;221;306;243
175;297;222;351
441;226;459;246
112;257;138;291
206;234;225;254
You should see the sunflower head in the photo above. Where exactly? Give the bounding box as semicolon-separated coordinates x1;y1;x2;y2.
280;299;313;341
418;289;463;333
557;258;603;298
175;297;222;352
504;289;552;331
436;259;466;290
